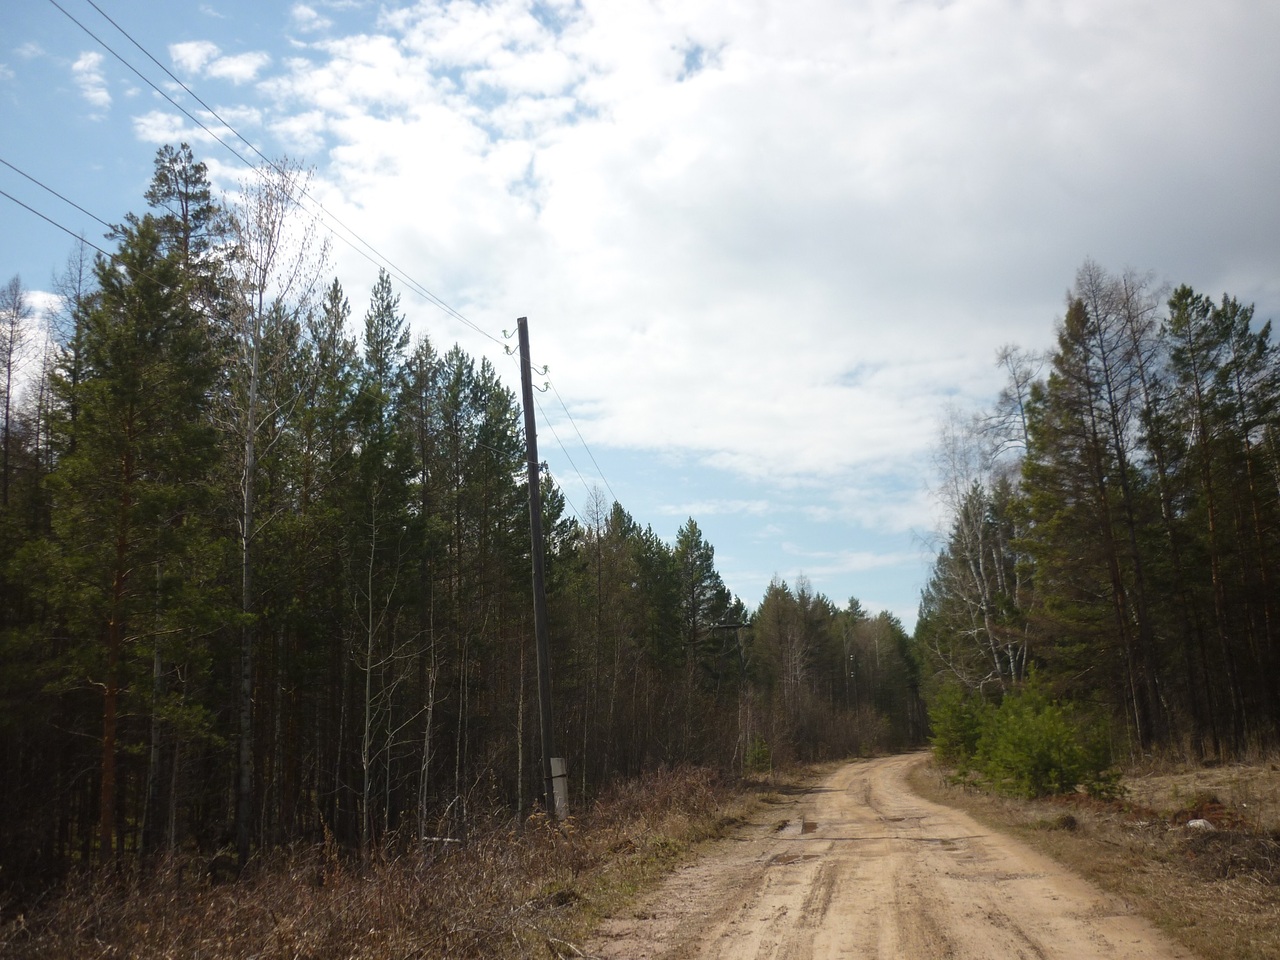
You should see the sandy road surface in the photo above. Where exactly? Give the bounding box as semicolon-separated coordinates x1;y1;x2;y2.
584;754;1198;960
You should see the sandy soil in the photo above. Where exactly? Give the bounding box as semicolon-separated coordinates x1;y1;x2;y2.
583;754;1199;960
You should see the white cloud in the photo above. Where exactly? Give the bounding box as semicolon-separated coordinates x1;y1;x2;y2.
208;51;272;84
27;290;64;327
132;109;232;146
0;64;13;82
658;499;770;518
800;480;938;537
170;40;221;74
132;110;193;144
71;51;110;112
170;41;270;83
212;104;264;129
253;3;1230;493
271;109;329;154
124;0;1280;622
778;546;919;576
292;4;334;33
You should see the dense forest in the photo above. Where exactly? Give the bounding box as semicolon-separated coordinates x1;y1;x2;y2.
0;145;922;900
918;259;1280;766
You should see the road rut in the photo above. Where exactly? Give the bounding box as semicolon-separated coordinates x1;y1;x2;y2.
584;754;1197;960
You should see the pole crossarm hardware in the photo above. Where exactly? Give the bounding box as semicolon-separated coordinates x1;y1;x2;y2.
516;317;565;820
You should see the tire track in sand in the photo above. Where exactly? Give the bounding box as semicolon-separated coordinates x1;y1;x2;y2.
583;754;1199;960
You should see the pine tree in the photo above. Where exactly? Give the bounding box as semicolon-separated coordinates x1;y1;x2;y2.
48;215;217;858
348;269;413;856
1022;283;1164;751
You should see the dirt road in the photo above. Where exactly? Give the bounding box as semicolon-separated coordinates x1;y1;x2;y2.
585;754;1197;960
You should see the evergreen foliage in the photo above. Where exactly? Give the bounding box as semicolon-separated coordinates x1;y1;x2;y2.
929;682;1116;799
927;683;989;768
973;685;1113;799
0;145;923;904
920;259;1280;776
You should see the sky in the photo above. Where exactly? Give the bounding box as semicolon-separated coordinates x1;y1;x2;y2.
3;0;1279;630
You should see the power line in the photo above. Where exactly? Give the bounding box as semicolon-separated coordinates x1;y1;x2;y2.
0;188;112;260
0;174;602;531
541;463;587;529
80;0;276;171
0;164;605;510
0;178;566;502
25;0;624;516
45;0;258;172
0;157;116;234
0;187;603;532
547;377;620;508
55;0;570;376
501;328;619;520
75;0;497;344
46;0;505;351
534;391;593;506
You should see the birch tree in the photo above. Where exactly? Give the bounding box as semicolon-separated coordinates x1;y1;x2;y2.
0;275;33;510
226;157;328;866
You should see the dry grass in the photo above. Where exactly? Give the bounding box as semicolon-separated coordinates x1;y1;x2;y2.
25;757;1268;959
0;767;767;960
912;757;1280;960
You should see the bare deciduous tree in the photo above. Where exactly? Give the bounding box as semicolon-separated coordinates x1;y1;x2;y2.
225;157;329;866
0;275;34;508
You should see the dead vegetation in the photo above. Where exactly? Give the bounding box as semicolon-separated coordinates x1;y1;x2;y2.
0;767;764;960
912;756;1280;960
15;757;1272;959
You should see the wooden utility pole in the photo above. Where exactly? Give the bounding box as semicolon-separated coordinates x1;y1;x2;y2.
516;317;565;819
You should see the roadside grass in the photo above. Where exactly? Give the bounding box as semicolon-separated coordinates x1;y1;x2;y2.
911;756;1280;960
0;766;785;960
18;755;1270;959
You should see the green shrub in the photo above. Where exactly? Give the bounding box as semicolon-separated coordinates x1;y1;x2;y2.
745;736;772;776
1082;765;1125;801
974;685;1113;799
928;683;990;768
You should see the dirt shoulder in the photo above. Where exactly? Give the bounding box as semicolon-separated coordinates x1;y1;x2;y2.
582;753;1197;959
909;758;1280;960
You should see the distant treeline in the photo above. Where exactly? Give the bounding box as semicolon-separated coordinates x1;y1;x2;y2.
0;145;923;901
919;259;1280;761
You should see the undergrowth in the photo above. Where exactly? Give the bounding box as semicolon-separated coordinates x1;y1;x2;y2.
930;681;1119;799
0;766;752;960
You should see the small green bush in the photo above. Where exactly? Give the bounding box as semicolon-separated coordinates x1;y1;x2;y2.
928;683;990;768
1082;766;1125;801
745;736;772;776
974;685;1113;799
